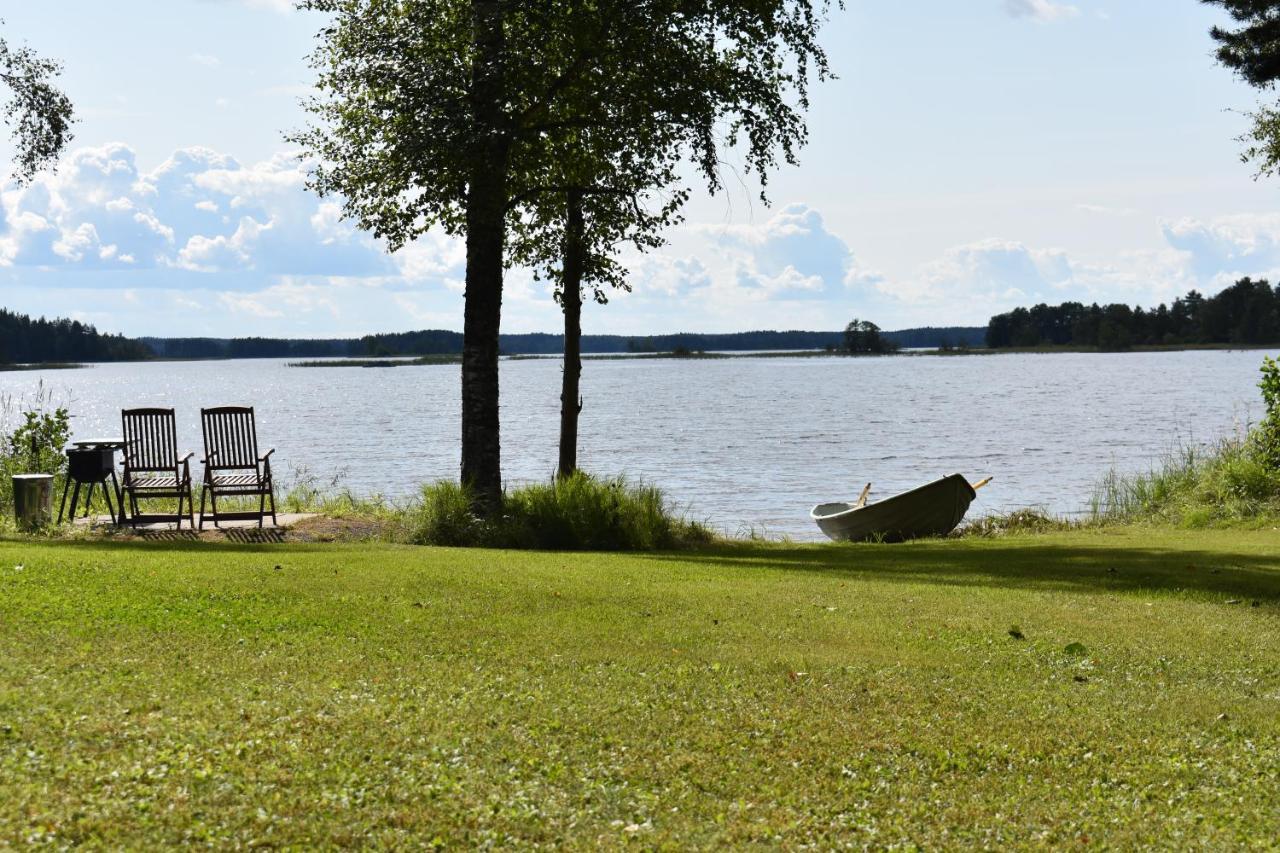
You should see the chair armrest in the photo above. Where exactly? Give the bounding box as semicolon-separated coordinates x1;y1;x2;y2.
202;450;219;465
179;452;195;464
260;448;275;461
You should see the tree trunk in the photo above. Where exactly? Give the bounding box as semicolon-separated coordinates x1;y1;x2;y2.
557;189;586;479
461;0;509;514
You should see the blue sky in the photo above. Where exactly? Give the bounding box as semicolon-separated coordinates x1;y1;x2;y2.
0;0;1274;336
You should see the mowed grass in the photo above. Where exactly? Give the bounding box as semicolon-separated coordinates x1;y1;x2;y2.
1;528;1279;847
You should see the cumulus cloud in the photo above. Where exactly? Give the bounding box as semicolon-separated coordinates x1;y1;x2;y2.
0;143;411;281
1003;0;1080;22
4;143;1278;336
1161;214;1280;285
694;203;885;301
907;239;1071;305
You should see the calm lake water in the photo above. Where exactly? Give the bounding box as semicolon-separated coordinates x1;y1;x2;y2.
2;350;1275;540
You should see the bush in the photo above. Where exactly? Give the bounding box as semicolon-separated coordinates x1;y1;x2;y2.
0;404;70;521
399;480;490;547
1253;355;1280;469
397;473;714;551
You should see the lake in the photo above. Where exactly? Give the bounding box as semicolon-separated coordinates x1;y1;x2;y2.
1;349;1274;540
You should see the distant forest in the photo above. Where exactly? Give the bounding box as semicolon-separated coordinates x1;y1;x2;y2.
140;337;361;359
986;278;1280;350
0;310;151;364
1;306;986;364
140;326;987;359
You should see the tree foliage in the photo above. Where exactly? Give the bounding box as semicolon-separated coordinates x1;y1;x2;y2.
0;24;73;184
0;309;150;364
1256;355;1280;469
293;0;838;507
842;319;898;354
985;278;1280;349
1204;1;1280;176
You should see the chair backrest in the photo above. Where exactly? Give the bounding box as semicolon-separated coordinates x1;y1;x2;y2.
122;408;179;472
201;406;260;469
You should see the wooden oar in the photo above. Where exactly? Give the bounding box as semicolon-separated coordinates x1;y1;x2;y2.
971;476;993;491
854;482;872;508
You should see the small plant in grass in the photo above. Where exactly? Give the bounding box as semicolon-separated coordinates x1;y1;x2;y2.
959;508;1076;537
276;464;395;519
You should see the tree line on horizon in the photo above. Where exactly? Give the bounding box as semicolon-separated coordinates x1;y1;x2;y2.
0;310;150;364
985;277;1280;350
3;310;985;363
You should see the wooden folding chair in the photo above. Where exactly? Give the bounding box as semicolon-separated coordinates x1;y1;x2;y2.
199;406;277;529
121;408;195;529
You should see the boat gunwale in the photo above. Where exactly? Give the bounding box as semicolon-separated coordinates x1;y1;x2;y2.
809;473;977;522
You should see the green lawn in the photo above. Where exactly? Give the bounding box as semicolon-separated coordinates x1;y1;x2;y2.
1;528;1278;847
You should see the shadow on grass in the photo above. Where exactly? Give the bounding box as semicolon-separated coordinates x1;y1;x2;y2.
648;539;1280;602
4;532;1279;602
0;534;337;555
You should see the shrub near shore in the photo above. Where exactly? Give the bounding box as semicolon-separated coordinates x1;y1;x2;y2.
1091;357;1280;526
399;473;714;550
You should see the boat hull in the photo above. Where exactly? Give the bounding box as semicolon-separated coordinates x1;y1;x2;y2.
811;474;978;543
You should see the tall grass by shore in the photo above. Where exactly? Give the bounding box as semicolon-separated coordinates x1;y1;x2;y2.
1088;357;1280;527
398;473;714;550
1089;436;1280;526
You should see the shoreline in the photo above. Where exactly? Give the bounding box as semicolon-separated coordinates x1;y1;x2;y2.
4;343;1279;371
0;362;84;372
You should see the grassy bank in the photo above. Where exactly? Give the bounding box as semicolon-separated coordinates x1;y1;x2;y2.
288;355;462;367
1;528;1278;846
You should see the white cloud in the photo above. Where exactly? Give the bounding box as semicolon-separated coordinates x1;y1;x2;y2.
4;144;1278;336
238;0;293;11
0;143;394;279
189;53;221;67
694;203;885;302
1161;214;1280;284
1003;0;1080;22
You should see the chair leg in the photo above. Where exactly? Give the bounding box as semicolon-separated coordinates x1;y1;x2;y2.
175;491;183;530
84;482;96;520
110;471;125;526
209;488;220;528
198;485;208;531
187;485;196;528
268;486;277;527
258;491;266;528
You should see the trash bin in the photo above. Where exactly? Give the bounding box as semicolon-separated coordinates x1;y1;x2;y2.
12;474;54;531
